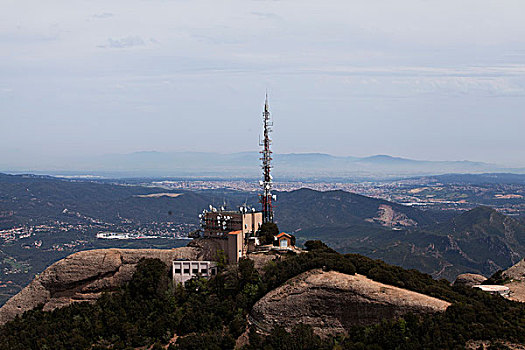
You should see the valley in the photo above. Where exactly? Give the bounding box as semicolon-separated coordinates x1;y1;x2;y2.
116;173;525;218
1;172;525;305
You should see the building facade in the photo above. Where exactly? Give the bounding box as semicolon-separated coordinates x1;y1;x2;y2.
227;230;244;264
199;209;263;263
172;260;218;285
202;210;263;238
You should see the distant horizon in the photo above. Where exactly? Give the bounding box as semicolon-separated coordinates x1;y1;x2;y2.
96;150;499;164
2;150;525;181
0;149;521;168
2;148;525;169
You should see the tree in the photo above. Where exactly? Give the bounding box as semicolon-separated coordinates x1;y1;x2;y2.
258;222;279;245
304;240;334;252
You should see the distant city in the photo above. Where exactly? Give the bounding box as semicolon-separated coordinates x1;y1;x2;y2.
128;176;525;217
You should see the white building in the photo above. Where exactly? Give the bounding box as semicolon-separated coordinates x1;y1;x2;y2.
172;260;218;285
473;285;511;297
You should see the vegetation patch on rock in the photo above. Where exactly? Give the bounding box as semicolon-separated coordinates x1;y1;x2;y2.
0;241;524;349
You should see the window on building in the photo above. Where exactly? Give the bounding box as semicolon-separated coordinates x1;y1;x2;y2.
174;268;181;274
201;268;208;275
192;268;199;274
183;268;190;274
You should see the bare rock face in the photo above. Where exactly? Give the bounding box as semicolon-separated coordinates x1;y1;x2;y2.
502;259;525;303
454;273;488;287
503;258;525;281
366;204;418;228
0;247;200;325
251;269;450;337
187;238;228;260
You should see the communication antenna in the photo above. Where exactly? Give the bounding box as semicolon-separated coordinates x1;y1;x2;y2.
259;93;274;223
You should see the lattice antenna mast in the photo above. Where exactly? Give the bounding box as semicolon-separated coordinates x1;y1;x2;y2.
259;94;274;223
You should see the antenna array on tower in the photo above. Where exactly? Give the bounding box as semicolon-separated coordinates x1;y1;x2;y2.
259;94;274;223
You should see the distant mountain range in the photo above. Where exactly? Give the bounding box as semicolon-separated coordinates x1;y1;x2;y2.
2;151;524;179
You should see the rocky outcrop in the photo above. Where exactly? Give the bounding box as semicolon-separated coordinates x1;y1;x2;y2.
503;258;525;281
454;273;487;287
502;259;525;303
366;204;418;228
188;238;228;260
0;247;201;325
251;269;450;337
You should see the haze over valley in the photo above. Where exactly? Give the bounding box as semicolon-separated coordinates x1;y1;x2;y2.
3;152;525;179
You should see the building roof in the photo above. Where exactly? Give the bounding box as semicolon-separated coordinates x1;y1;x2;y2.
276;232;292;239
473;285;510;292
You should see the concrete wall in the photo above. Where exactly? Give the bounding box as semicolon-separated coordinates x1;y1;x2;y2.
228;232;244;264
172;261;217;285
242;212;263;235
204;211;262;238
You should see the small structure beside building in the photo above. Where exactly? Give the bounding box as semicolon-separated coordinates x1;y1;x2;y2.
172;260;217;285
273;232;295;250
473;285;511;297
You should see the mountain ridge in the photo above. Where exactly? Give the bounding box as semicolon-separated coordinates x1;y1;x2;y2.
296;206;525;280
4;152;523;179
1;173;524;299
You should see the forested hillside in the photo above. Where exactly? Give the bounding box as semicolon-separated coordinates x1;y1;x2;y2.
0;173;208;228
298;207;525;280
275;188;438;230
1;243;524;349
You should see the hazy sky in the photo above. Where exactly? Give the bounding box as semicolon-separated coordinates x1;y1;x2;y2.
1;0;525;167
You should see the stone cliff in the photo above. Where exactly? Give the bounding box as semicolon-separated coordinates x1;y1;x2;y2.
0;247;201;325
453;273;487;287
250;269;450;337
503;258;525;302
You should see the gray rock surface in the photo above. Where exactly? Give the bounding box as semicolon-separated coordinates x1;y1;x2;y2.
502;258;525;302
251;269;450;337
453;273;488;287
503;258;525;280
0;247;200;325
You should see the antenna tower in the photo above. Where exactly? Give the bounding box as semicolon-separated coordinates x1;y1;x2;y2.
260;94;274;223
